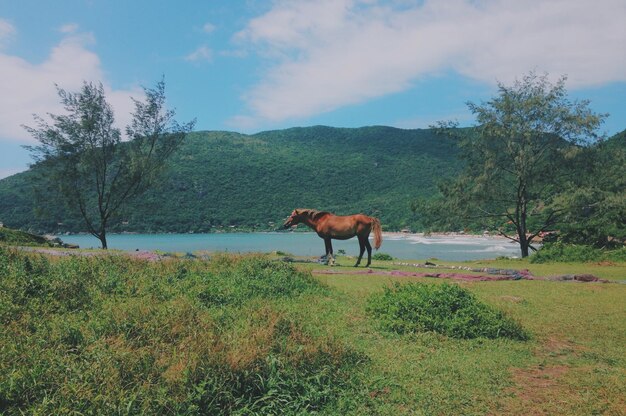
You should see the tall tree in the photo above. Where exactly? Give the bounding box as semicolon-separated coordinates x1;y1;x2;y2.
24;79;195;248
426;73;606;257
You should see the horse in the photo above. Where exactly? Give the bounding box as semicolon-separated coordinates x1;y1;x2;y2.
282;208;382;267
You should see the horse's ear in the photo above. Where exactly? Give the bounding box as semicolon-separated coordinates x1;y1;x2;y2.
293;209;300;215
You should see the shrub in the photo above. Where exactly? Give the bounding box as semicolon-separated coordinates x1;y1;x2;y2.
366;282;528;340
0;227;51;246
372;252;393;261
530;242;626;263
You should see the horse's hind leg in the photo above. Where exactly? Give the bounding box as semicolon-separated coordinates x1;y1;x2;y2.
364;238;373;267
355;237;366;267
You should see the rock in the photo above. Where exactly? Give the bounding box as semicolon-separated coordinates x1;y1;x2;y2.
547;273;607;283
573;274;599;282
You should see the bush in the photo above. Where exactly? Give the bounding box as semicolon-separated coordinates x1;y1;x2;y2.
372;252;393;261
0;227;51;246
530;242;626;263
0;249;361;415
366;282;528;340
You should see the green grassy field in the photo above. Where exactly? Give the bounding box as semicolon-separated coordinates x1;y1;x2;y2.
1;248;624;415
313;257;626;415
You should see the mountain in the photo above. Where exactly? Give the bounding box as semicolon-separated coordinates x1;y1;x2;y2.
600;128;625;150
0;126;461;233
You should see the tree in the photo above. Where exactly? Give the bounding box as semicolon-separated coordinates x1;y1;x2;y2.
24;79;195;249
425;73;606;257
554;131;626;247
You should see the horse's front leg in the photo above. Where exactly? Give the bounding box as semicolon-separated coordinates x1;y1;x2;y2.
355;238;365;267
323;238;332;258
323;238;335;266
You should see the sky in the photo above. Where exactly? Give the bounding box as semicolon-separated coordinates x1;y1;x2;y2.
1;0;625;179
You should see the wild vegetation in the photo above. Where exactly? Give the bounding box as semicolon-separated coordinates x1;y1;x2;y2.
529;242;626;263
0;227;52;246
0;248;362;415
1;248;624;415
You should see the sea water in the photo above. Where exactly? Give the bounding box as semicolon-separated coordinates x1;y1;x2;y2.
56;232;521;261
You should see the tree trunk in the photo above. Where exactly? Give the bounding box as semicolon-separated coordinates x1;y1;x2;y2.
520;240;530;258
99;230;108;249
515;217;530;258
519;196;529;258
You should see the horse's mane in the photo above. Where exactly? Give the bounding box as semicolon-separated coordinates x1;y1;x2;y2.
297;208;330;219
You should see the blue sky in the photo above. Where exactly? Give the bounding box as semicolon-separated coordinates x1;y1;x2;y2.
1;0;625;178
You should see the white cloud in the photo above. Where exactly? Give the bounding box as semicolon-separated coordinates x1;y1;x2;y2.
59;23;79;34
0;18;16;48
0;28;139;143
232;0;626;127
185;45;212;62
202;22;216;34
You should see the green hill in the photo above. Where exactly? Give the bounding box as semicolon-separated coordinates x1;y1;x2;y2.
1;125;624;235
0;126;461;233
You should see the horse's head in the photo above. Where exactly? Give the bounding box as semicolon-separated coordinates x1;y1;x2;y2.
283;209;305;228
283;209;328;228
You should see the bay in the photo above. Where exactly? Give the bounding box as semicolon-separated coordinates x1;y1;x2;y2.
56;232;520;261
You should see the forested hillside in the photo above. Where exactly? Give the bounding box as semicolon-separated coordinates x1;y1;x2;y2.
0;126;461;233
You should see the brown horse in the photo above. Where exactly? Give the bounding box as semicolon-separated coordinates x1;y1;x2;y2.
283;208;382;267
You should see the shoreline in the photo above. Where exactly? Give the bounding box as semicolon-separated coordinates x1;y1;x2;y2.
382;231;514;242
51;230;510;239
44;231;521;262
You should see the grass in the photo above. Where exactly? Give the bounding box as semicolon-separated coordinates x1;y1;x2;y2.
1;247;625;415
312;257;626;415
0;249;362;415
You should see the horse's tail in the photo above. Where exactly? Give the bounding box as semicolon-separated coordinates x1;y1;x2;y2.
371;217;382;250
